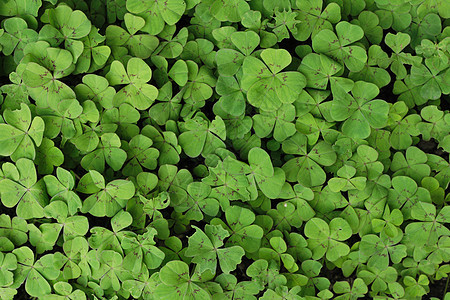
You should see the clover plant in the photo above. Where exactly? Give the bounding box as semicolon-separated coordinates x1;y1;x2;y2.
0;0;449;299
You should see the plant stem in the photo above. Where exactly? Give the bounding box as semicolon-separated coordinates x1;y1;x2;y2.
444;275;449;299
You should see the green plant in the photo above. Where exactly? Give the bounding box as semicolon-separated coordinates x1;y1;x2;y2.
0;0;449;299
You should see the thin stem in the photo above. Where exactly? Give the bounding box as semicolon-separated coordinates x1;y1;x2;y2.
72;171;81;180
444;275;449;299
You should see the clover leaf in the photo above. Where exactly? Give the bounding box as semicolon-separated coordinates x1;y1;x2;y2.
78;170;135;217
202;156;252;202
122;268;160;299
387;102;421;150
181;62;216;110
155;260;211;299
35;98;81;141
372;205;403;238
0;71;30;112
0;1;448;299
405;202;450;247
88;210;133;255
75;74;116;109
304;217;352;262
426;154;450;190
296;113;335;145
0;103;44;161
417;105;449;142
294;87;330;119
80;132;127;173
295;0;341;41
310;185;346;216
11;247;60;297
259;236;299;273
351;145;384;179
104;0;127;23
355;11;383;45
214;106;253;141
408;13;442;48
178;114;226;158
280;183;316;222
390;146;430;183
298;53;342;90
240;10;277;48
241;48;306;111
44;200;89;240
261;286;303;300
268;202;303;232
142;125;181;165
172;182;219;221
230;29;260;56
215;31;260;76
35;138;64;175
211;205;263;253
312;21;367;72
358;265;398;294
410;57;450;100
0;215;28;248
126;0;186;35
75;27;111;74
269;10;300;42
47;281;87;299
92;250;131;291
168;60;188;86
349;45;391;88
39;4;91;62
0;159;47;219
106;57;159;110
105;13;159;59
331;81;389;139
0;252;16;287
393;75;428;108
70;123;113;154
246;259;286;291
253;104;296;142
214;75;246;117
403;274;429;298
185;224;245;274
122;134;160;177
215;273;260;299
148;82;183;126
210;0;249;22
21;42;76;107
282;133;336;187
247;147;286;199
180;39;216;69
53;236;89;280
128;172;160;223
157;164;193;206
0;17;38;63
328;165;367;192
333;278;368;300
155;27;188;59
385;32;421;80
388;175;431;220
121;227;165;274
359;233;407;270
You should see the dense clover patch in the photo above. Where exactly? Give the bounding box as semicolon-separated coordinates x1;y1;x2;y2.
0;0;449;299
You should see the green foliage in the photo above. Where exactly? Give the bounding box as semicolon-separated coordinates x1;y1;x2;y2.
0;0;448;299
105;57;159;110
185;224;245;274
0;103;44;161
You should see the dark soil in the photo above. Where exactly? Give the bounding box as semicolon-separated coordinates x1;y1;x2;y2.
427;277;448;299
416;138;449;161
13;286;29;299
